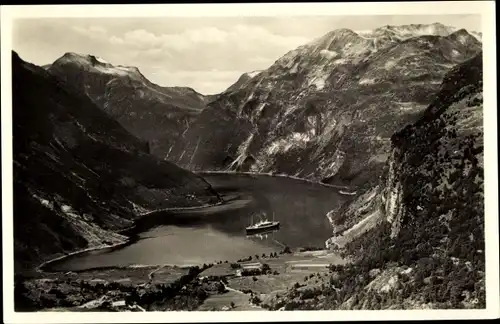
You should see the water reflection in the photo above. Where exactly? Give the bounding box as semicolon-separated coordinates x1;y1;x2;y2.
246;228;279;241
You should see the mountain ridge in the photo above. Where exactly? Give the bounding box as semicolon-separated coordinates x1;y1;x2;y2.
171;24;482;190
47;52;210;160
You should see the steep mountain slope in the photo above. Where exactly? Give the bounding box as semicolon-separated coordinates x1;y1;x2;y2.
267;52;484;310
47;53;210;159
12;52;221;271
173;24;481;189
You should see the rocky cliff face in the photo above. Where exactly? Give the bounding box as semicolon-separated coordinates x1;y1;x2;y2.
173;24;481;189
47;53;211;160
12;52;220;271
324;52;484;308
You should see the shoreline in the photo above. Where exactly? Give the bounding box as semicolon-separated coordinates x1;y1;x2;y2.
38;199;226;273
136;199;225;217
36;240;130;273
195;170;354;191
38;246;341;275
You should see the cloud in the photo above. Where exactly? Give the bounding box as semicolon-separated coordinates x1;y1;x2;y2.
14;20;321;93
109;35;125;45
89;24;309;54
355;29;374;34
121;29;164;48
13;16;483;94
60;23;312;93
144;69;243;95
72;25;108;40
248;56;275;65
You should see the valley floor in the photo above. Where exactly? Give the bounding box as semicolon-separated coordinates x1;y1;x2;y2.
15;249;346;312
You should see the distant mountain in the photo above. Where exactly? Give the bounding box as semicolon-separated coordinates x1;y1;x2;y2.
359;22;457;38
12;52;220;271
172;24;482;189
470;31;482;41
47;53;211;160
269;51;485;310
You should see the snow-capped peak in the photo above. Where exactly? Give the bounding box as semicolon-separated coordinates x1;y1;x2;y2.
95;56;109;64
371;22;457;39
470;31;482;41
54;52;143;79
446;28;479;45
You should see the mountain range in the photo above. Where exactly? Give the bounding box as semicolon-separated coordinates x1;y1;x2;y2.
169;23;481;190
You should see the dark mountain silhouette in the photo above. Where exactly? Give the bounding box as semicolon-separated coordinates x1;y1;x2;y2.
12;52;220;271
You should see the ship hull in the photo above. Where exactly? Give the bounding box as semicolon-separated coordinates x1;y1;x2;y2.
245;222;280;235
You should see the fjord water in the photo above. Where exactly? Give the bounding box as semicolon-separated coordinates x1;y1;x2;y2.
48;174;349;271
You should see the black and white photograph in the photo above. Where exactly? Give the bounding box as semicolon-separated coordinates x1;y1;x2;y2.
2;2;498;322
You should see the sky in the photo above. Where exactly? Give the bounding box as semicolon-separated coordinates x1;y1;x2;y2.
13;15;481;95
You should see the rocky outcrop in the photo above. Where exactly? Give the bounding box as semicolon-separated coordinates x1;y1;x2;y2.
328;51;483;250
324;52;484;308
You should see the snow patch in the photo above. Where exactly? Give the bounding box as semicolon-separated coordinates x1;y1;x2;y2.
333;58;349;65
95;56;109;64
87;63;141;79
356;30;374;37
228;132;256;170
32;193;54;210
254;103;267;119
457;34;469;45
306;116;317;136
265;132;313;155
246;70;262;78
289;62;299;74
380;275;398;292
397;101;419;111
359;78;376;85
319;49;338;60
471;32;482;41
61;205;73;213
385;60;397;69
311;77;326;90
304;61;332;90
283;104;300;117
